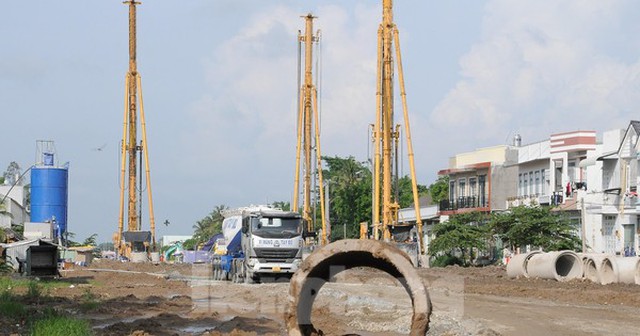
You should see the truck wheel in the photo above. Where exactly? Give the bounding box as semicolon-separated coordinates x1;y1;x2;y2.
244;272;255;284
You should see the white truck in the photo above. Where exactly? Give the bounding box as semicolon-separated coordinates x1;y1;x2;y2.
211;205;307;283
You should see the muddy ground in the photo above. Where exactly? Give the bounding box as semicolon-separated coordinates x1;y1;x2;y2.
2;259;639;335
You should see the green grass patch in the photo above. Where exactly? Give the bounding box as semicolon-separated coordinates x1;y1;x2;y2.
0;300;26;317
0;277;74;292
0;290;26;318
26;281;43;300
79;288;100;311
30;316;92;336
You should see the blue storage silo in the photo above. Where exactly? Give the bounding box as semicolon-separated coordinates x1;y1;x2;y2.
30;152;69;239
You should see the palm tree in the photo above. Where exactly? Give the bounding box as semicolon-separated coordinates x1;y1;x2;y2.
192;204;228;244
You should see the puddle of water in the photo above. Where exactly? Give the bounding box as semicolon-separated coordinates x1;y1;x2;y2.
91;312;159;329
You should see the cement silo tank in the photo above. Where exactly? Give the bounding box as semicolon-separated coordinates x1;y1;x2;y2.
30;158;69;238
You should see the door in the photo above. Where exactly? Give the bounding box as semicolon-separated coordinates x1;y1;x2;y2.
624;223;635;255
602;215;616;254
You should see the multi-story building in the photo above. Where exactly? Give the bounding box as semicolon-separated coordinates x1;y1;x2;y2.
581;122;639;255
438;124;638;256
437;145;518;217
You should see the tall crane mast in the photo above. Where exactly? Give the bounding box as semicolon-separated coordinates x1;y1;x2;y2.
292;14;328;245
372;0;424;253
115;0;157;257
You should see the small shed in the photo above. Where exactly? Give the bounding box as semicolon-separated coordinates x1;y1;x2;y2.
66;246;95;265
0;239;57;271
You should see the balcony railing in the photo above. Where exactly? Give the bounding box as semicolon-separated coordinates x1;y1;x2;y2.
439;196;488;211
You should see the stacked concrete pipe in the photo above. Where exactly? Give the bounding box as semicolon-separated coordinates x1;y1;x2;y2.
616;257;640;285
583;254;618;285
526;251;583;282
506;251;542;278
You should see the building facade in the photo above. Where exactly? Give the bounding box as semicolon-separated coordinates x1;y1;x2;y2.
438;125;638;256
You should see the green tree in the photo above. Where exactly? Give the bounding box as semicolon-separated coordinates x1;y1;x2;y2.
2;162;22;186
271;201;291;211
323;156;372;240
490;206;581;251
192;204;228;246
428;211;490;265
428;175;449;203
82;234;98;246
396;176;428;208
321;156;429;240
182;238;197;251
65;232;81;247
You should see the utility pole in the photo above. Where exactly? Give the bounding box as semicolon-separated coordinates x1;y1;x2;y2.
293;14;328;245
372;0;425;253
116;1;157;258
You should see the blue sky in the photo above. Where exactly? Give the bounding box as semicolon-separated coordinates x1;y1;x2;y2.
2;1;640;242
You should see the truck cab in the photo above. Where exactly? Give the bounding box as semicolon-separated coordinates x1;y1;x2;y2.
241;210;304;282
212;206;306;283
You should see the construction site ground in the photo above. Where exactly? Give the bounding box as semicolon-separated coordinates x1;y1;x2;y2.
2;259;640;336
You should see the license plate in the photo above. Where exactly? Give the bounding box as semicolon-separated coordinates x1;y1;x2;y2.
272;266;281;272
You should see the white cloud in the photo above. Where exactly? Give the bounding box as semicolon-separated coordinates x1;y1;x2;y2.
431;0;640;146
182;3;380;205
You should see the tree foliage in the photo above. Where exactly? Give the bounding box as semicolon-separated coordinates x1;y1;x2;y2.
428;175;449;203
323;156;372;240
428;206;582;266
192;204;227;246
396;176;428;208
490;206;581;251
82;234;98;247
321;156;428;240
428;211;489;265
2;162;22;186
271;201;291;211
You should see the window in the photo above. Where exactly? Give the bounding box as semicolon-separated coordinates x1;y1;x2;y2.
478;175;487;206
458;178;466;197
529;172;534;195
523;173;528;195
541;169;546;195
469;177;477;197
535;171;540;195
518;173;523;196
449;180;455;201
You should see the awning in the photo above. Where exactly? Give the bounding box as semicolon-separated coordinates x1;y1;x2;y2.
597;151;618;161
579;157;597;168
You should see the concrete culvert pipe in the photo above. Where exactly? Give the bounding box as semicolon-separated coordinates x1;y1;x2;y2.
615;257;640;285
584;255;618;285
285;239;432;336
526;251;583;282
506;251;542;278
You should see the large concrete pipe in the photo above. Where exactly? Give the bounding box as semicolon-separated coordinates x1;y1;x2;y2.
286;239;432;336
506;251;543;278
526;251;583;282
584;255;618;285
615;257;640;285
